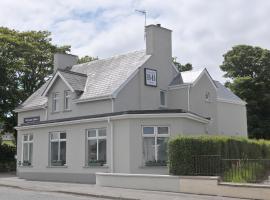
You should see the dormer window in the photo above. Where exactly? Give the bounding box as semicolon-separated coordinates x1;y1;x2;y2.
64;90;71;110
52;92;60;112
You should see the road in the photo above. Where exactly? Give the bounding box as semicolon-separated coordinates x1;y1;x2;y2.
0;186;106;200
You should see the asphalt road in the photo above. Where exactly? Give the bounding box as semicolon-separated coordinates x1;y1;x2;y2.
0;186;106;200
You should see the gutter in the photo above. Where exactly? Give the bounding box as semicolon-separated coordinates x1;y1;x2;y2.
15;112;210;131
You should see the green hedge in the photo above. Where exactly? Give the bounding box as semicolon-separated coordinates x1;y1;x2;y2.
168;135;270;175
0;144;16;172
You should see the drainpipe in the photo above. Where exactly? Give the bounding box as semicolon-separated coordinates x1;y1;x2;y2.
187;84;191;111
108;117;114;173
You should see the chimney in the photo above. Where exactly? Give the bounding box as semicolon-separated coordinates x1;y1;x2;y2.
53;53;78;72
145;24;172;59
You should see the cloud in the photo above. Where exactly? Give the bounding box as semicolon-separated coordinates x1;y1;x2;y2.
1;0;270;82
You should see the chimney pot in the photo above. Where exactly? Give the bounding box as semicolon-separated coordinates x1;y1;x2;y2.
156;24;161;27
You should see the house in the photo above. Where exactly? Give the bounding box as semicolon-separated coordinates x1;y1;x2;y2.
15;24;247;183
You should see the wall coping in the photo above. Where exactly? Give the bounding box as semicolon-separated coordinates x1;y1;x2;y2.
96;172;180;179
219;182;270;188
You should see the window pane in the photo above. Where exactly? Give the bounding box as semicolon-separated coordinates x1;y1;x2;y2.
29;143;33;164
64;90;70;109
158;127;168;135
98;128;106;137
29;134;33;141
60;132;66;139
23;135;28;141
50;132;59;140
143;137;155;162
51;141;59;164
88;130;96;138
157;137;168;161
143;127;154;135
60;141;66;165
23;143;29;162
160;91;165;106
98;139;106;162
88;140;97;161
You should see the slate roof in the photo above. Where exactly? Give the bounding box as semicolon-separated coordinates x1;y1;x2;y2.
17;81;50;110
58;70;87;92
16;50;150;110
181;69;204;84
71;50;150;100
214;81;245;103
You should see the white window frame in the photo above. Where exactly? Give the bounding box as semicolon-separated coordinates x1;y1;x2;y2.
86;128;107;164
49;132;66;166
142;126;170;162
160;90;167;108
21;134;33;166
52;92;60;112
64;90;71;110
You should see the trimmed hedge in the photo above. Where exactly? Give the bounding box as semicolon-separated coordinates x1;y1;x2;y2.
0;144;16;172
168;135;270;175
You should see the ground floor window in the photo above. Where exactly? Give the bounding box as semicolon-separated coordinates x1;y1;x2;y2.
49;132;66;166
21;134;33;166
142;126;169;166
86;128;106;166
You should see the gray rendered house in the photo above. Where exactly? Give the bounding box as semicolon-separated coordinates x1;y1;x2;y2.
15;24;247;183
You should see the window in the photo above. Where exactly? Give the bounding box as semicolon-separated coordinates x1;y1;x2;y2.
86;128;106;166
21;134;33;166
64;90;71;110
49;132;66;166
205;91;211;102
160;90;166;107
52;92;60;112
142;126;169;166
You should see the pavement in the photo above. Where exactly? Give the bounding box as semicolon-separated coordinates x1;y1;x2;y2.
0;186;105;200
0;173;244;200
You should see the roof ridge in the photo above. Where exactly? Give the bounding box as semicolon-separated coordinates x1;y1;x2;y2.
72;49;146;68
58;68;87;77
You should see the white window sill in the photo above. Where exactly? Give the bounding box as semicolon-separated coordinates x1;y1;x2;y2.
159;105;167;109
18;165;33;168
46;165;68;168
83;165;109;169
63;109;72;112
51;111;61;114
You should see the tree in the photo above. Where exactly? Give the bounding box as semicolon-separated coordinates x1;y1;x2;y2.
173;57;193;72
78;55;98;64
220;45;270;139
0;27;70;136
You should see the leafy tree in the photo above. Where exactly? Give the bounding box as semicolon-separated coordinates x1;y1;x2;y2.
0;27;70;136
220;45;270;139
173;57;193;72
78;55;98;64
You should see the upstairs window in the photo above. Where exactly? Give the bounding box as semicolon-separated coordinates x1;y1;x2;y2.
160;90;166;107
86;128;107;166
21;134;33;166
142;126;169;166
52;92;60;112
64;90;71;110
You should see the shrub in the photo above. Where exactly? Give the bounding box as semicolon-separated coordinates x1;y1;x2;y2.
168;135;270;175
0;144;16;172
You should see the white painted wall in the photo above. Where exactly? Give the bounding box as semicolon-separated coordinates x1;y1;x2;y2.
217;101;247;136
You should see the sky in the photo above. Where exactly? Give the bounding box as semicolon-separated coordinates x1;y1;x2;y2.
1;0;270;82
